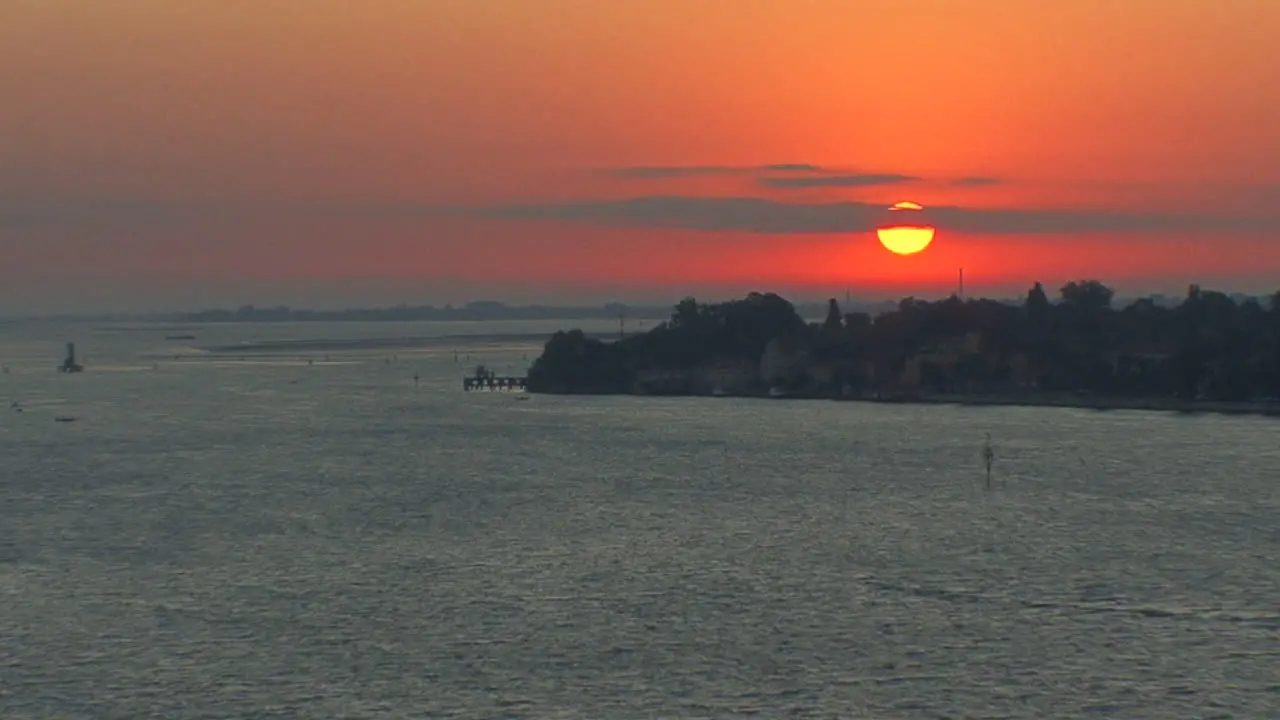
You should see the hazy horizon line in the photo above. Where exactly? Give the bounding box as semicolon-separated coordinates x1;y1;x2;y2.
8;283;1275;323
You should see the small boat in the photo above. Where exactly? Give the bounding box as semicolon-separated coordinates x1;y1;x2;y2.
768;386;790;398
711;386;730;397
54;416;76;423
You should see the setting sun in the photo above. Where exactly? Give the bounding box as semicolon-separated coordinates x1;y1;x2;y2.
877;227;936;255
877;202;936;255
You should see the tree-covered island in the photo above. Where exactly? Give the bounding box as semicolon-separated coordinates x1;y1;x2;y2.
526;282;1280;414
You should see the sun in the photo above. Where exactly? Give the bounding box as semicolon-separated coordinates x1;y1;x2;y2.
877;201;935;255
877;226;935;255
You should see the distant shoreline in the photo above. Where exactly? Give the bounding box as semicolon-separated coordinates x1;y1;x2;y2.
857;391;1280;417
10;311;672;324
533;387;1280;418
199;331;616;354
10;300;851;325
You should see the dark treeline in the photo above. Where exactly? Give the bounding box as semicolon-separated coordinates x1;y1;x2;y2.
528;281;1280;403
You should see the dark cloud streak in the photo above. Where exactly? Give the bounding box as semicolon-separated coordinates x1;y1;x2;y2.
952;176;1002;187
470;195;1274;236
759;173;921;189
759;163;825;173
607;166;746;179
605;163;829;179
606;166;1008;189
482;196;872;233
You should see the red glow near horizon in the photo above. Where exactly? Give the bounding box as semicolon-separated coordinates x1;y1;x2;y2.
1;1;1277;312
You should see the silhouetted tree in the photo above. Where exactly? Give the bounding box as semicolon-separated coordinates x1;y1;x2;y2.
527;282;1280;402
1025;282;1051;324
672;297;700;330
1060;280;1114;311
823;298;843;331
528;329;628;393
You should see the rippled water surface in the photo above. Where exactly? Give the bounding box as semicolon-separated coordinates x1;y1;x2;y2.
2;320;1278;718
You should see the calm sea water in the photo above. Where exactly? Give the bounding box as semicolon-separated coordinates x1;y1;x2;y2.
1;320;1277;718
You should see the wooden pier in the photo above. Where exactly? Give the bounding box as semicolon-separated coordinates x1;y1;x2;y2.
463;364;527;392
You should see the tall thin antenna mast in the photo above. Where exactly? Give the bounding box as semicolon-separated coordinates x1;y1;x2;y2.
958;268;965;299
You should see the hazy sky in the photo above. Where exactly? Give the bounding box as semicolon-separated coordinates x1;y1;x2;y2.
2;0;1279;313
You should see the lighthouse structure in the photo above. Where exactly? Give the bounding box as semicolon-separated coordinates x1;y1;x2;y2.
58;342;84;373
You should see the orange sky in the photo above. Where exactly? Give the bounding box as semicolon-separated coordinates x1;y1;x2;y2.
1;0;1278;312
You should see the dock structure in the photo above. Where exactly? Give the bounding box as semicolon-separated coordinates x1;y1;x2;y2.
463;364;527;392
